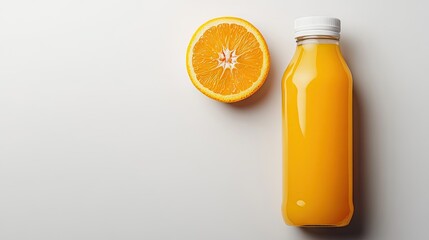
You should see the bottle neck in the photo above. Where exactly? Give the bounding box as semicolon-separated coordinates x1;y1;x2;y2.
290;35;343;64
296;35;339;45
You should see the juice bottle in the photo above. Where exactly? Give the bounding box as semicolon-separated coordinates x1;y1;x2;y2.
281;17;353;227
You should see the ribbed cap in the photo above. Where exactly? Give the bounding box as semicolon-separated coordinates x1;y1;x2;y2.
294;16;341;38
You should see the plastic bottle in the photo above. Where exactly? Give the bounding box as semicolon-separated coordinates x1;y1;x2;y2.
281;16;353;227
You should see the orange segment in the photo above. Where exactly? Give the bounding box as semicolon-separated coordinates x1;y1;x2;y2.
186;17;270;103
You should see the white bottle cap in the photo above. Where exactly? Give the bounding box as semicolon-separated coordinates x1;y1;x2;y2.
294;16;341;38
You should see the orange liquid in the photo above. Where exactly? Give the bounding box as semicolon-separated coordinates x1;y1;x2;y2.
281;40;353;226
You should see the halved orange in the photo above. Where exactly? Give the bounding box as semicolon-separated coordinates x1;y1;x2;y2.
186;17;270;103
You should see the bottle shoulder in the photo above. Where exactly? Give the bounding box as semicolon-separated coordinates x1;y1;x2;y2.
282;45;352;86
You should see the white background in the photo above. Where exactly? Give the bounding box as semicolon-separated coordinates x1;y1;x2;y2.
0;0;428;239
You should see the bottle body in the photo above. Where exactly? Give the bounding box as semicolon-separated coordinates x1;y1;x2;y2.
281;38;353;226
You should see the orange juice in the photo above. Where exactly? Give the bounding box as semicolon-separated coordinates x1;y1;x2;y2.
281;17;353;227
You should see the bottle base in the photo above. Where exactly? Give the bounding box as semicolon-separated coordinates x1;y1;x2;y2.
282;203;354;227
283;211;353;227
284;216;352;227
